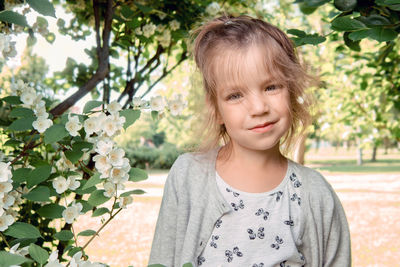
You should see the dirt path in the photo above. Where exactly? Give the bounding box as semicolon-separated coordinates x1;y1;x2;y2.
75;172;400;267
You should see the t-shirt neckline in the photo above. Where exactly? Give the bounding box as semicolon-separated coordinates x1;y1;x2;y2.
215;158;292;197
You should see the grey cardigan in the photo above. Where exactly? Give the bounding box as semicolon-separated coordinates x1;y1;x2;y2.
148;147;351;267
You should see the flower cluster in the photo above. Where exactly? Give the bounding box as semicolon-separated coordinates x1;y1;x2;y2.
132;94;186;116
11;79;53;133
0;161;21;231
0;33;17;59
135;19;181;48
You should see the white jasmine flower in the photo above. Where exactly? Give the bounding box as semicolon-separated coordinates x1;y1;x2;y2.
120;196;133;209
0;181;13;196
206;2;220;16
65;114;82;137
169;20;180;31
1;34;17;59
83;116;99;136
10;80;28;96
108;148;125;167
9;243;29;257
158;12;167;20
109;167;129;184
142;23;156;38
56;153;77;171
44;250;63;267
132;97;146;108
150;95;166;112
96;112;108;125
93;155;111;174
297;96;304;104
33;117;53;133
156;24;166;33
107;101;121;114
110;113;126;129
95;139;114;156
0;210;14;231
1;194;15;209
168;95;185;116
34;105;48;119
101;117;117;136
67;176;80;190
103;182;116;197
0;162;12;182
121;158;131;173
52;177;69;194
157;29;171;48
134;27;142;35
20;90;37;107
62;202;83;224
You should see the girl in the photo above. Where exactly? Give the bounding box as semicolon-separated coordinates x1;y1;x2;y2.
148;15;351;267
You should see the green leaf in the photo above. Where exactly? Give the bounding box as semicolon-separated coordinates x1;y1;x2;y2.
75;180;96;195
0;251;32;266
54;230;74;241
368;27;398;42
67;247;82;257
301;34;326;45
147;264;166;267
28;243;49;265
120;189;146;197
92;207;109;217
348;29;371;41
87;190;110;206
287;29;306;37
44;124;69;145
119;109;141;129
65;149;83;164
344;32;361;51
1;96;22;105
4;222;42;239
331;16;367;31
27;0;56;17
182;263;194;267
8;117;35;131
23;186;50;202
151;110;159;121
72;141;93;152
27;164;52;188
4;139;23;147
134;2;153;13
82;173;102;190
37;203;65;219
9;107;34;118
129;168;148;182
78;229;97;237
76;199;93;213
0;10;29;27
83;100;103;113
12;168;32;185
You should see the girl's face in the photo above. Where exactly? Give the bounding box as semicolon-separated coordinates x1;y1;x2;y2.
214;44;292;155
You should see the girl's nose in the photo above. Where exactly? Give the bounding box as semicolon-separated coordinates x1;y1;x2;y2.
247;93;269;115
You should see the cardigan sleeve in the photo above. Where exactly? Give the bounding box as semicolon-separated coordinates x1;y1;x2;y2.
300;170;351;267
148;159;180;267
322;185;352;266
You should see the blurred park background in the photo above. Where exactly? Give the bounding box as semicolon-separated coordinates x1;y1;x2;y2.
0;0;399;266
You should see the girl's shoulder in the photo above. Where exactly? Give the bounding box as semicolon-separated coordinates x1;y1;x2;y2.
289;159;337;202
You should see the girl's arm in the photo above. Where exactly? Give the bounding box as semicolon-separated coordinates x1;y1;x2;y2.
148;163;179;267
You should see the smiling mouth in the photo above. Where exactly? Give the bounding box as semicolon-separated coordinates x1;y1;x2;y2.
249;121;276;133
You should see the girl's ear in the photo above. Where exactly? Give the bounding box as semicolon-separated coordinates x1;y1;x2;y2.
205;93;223;125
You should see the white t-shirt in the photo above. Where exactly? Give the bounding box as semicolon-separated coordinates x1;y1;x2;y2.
197;159;306;267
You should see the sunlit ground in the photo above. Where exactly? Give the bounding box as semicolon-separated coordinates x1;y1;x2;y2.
74;146;400;267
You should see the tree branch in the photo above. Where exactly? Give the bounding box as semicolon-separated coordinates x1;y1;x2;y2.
50;0;115;117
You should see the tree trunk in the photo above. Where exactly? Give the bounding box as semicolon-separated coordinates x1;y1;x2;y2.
371;144;377;162
294;134;307;165
357;147;363;165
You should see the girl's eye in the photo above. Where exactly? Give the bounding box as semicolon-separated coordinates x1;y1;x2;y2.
265;85;277;91
227;93;242;101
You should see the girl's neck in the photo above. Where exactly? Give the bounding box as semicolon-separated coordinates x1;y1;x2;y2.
218;142;286;170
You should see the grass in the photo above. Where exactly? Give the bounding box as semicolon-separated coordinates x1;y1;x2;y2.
305;146;400;173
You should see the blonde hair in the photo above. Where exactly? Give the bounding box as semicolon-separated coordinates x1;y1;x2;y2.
189;15;315;157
